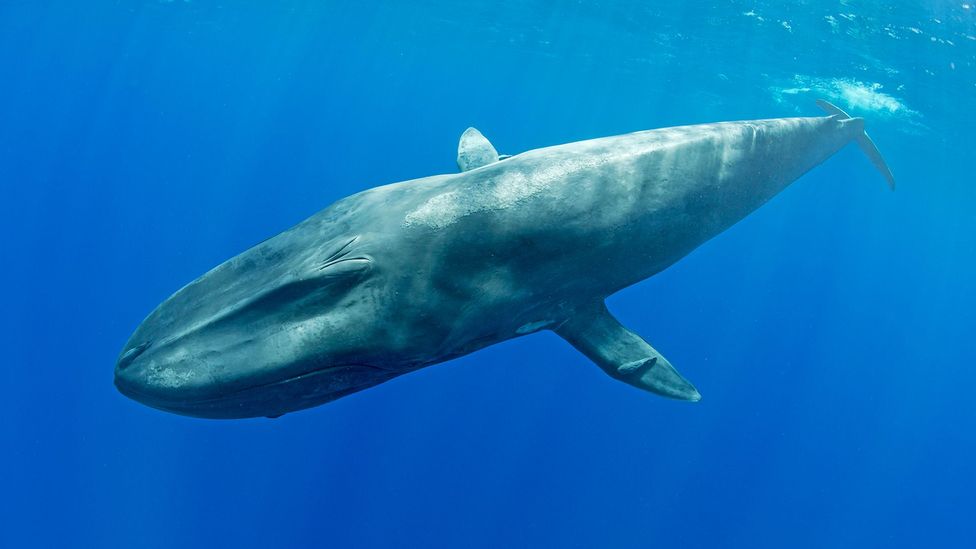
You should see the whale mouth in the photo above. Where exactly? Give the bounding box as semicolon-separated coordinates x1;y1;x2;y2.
115;363;398;419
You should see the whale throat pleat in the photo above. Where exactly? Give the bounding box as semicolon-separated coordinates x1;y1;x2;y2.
555;302;701;402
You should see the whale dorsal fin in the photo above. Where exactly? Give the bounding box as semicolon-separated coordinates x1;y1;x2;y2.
457;127;500;172
554;302;701;402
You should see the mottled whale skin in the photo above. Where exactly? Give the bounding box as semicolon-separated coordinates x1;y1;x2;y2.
115;101;892;418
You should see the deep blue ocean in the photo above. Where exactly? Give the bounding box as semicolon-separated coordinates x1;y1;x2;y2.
2;1;974;547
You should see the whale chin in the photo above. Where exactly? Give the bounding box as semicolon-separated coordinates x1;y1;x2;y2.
115;363;400;419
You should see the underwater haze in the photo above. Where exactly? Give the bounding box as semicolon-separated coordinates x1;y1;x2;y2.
2;1;974;547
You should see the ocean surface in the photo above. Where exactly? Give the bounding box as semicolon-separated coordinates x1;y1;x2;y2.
2;1;974;547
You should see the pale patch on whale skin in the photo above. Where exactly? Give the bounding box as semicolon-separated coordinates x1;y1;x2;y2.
403;154;614;229
147;364;194;389
144;345;196;389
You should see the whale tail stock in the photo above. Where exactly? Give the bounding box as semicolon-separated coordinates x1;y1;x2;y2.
815;99;896;190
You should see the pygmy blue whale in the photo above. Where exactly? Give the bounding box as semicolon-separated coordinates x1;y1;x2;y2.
114;100;893;418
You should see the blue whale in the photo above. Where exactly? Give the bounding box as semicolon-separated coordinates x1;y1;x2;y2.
115;100;893;418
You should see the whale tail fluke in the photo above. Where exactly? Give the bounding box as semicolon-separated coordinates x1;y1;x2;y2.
816;99;896;190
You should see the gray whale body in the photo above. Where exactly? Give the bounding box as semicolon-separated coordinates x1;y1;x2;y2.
115;101;893;419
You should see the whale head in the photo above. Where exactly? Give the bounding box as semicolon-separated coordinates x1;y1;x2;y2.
114;221;400;419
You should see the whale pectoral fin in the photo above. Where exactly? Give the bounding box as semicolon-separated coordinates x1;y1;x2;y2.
555;303;701;402
457;127;501;172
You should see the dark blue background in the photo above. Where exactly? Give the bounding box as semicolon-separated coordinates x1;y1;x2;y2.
2;2;973;547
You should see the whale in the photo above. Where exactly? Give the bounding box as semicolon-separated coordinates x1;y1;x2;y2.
114;100;893;419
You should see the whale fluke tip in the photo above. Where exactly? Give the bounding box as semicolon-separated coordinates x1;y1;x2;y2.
816;99;896;190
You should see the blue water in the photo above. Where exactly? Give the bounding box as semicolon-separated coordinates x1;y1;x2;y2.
2;1;974;547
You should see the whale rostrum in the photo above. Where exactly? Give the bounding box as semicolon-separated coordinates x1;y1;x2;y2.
115;100;893;418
